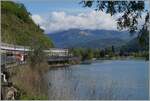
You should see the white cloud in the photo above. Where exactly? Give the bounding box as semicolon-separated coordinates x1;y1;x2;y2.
31;14;46;30
45;11;118;33
31;10;147;34
31;14;43;25
32;11;119;33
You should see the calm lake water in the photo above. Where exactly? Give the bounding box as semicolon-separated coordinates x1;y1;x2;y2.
46;60;149;100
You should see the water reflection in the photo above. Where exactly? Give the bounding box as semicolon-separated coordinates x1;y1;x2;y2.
46;60;149;100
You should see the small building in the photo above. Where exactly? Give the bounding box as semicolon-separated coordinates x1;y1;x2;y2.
45;48;69;57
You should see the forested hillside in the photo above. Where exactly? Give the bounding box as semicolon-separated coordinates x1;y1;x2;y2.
1;1;53;48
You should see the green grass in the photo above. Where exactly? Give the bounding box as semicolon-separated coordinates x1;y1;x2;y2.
9;63;49;100
20;94;48;100
1;1;53;48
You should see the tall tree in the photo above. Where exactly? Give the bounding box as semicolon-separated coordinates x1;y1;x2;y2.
111;45;115;53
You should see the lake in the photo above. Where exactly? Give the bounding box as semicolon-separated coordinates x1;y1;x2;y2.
46;60;149;100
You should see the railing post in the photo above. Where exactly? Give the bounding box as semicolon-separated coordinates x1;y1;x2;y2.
4;52;6;68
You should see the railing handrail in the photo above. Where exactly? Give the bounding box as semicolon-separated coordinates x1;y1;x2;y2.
1;43;69;55
1;42;29;49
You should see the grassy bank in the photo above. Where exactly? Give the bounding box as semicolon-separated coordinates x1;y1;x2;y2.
8;62;49;100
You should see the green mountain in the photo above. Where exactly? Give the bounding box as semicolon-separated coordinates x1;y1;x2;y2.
48;29;136;49
1;1;53;48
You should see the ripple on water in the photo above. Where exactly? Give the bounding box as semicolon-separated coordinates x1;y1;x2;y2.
47;60;149;100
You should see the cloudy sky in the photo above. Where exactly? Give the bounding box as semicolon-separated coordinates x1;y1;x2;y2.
32;11;118;33
15;0;149;33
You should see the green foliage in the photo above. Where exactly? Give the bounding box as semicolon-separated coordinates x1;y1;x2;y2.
71;47;115;60
20;94;48;100
1;1;30;22
9;64;49;100
100;50;105;57
71;48;83;58
104;46;115;57
138;16;149;49
94;48;100;58
71;45;148;60
130;51;149;60
81;1;144;16
1;2;52;100
28;46;45;69
71;48;94;60
84;48;94;60
1;1;53;48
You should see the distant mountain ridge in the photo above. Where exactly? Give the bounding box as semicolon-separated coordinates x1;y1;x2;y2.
47;29;137;49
